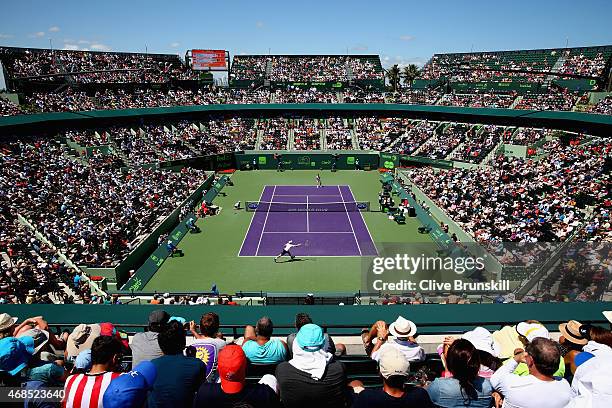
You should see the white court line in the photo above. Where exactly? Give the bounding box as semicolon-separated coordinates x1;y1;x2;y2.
237;184;269;256
272;194;343;197
255;185;276;256
306;195;309;232
346;184;379;256
338;185;362;256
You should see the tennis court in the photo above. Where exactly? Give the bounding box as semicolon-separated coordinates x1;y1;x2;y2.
239;185;378;257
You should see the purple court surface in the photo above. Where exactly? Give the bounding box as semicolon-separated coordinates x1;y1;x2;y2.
239;185;378;257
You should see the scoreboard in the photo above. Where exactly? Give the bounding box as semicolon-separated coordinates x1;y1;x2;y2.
191;49;227;71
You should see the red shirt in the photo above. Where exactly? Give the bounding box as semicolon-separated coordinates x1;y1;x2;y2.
63;371;120;408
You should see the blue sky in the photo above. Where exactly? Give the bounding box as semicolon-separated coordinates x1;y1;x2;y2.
1;0;611;67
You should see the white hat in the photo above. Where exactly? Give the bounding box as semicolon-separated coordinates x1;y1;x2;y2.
463;327;501;357
604;311;612;324
379;346;410;379
0;313;18;332
389;316;417;338
516;322;550;342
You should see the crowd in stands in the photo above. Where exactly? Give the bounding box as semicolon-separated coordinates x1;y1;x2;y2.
0;97;24;116
355;117;409;151
450;125;508;163
515;92;579;111
388;89;441;105
23;90;97;112
273;87;338;103
0;137;208;267
293;118;322;150
416;123;471;159
231;55;383;82
343;89;385;103
438;92;516;108
0;309;610;407
588;95;612;115
405;137;611;244
558;51;609;77
259;119;290;150
504;127;552;145
393;120;438;155
325;117;354;150
1;48;197;83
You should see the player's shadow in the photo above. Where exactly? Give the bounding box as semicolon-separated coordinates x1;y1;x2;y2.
276;257;311;263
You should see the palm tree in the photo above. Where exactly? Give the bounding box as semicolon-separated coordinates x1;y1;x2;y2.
402;64;421;88
386;64;401;92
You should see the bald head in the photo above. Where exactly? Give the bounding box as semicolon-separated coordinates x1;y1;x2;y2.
526;337;560;377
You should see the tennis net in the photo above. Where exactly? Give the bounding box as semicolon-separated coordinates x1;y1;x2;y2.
245;201;370;212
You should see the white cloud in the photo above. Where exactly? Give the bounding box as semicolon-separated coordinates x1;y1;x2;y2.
0;33;13;39
78;40;91;44
29;32;45;38
255;21;264;28
399;35;415;41
90;43;112;51
170;42;180;48
49;26;60;33
63;44;80;50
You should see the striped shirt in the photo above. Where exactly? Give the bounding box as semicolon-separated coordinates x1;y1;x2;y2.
62;371;121;408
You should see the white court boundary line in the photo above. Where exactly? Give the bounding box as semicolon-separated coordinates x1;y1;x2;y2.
338;185;362;256
345;184;380;256
306;195;309;232
255;185;276;256
237;184;269;256
262;231;355;234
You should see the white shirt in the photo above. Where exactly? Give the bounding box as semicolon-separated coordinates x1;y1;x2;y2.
283;243;298;251
371;338;425;363
490;359;571;408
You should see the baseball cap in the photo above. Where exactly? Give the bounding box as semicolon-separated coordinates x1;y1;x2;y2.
296;324;325;352
66;324;101;361
218;344;247;394
17;329;49;354
0;336;35;376
148;310;170;327
379;347;410;379
99;323;129;350
516;322;550;342
103;361;157;408
74;349;92;371
463;327;501;357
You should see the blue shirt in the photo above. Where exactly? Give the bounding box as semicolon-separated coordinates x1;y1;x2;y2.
242;338;287;364
148;354;206;408
427;377;493;408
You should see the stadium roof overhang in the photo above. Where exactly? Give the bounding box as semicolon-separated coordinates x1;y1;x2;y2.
1;104;611;136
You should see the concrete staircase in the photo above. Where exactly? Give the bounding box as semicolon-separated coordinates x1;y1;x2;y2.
287;126;296;150
321;129;328;150
509;96;523;109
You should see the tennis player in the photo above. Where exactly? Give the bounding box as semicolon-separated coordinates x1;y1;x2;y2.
316;173;322;188
274;240;301;262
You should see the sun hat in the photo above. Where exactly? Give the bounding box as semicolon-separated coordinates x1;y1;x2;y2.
389;316;417;338
296;324;325;352
0;336;35;376
603;311;611;324
102;361;157;408
559;320;589;345
516;322;550;342
218;344;247;394
66;324;101;361
17;329;49;354
0;313;18;333
463;327;501;357
379;346;410;379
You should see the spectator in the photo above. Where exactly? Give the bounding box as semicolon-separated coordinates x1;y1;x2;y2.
428;339;493;407
363;316;425;362
276;324;348;408
188;312;226;380
103;361;157;408
148;321;206;408
0;335;35;377
62;336;123;408
131;310;169;368
24;362;67;408
350;346;434;407
512;321;565;377
242;317;288;364
490;338;572;408
286;313;345;358
193;344;280;408
558;320;589;374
